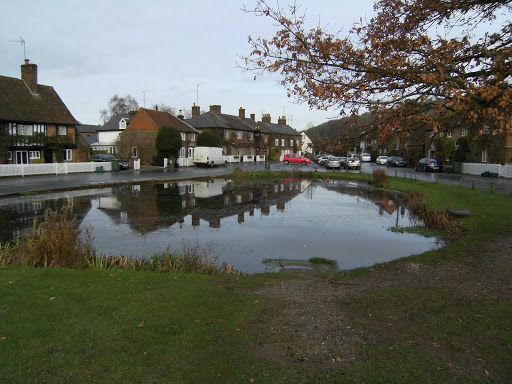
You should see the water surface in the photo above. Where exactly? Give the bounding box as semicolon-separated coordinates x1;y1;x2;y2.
0;179;440;274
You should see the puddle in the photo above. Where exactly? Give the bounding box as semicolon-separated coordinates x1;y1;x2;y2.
0;179;441;274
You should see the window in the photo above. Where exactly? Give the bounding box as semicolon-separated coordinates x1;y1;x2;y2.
264;135;268;143
180;132;186;141
275;139;279;146
58;126;67;136
131;147;138;158
237;131;242;139
439;131;444;137
224;130;229;139
190;133;196;142
462;128;468;137
119;119;127;130
63;149;72;161
281;139;285;146
179;147;186;157
290;139;293;147
248;132;253;141
482;149;489;163
29;151;40;159
447;131;453;138
7;151;12;161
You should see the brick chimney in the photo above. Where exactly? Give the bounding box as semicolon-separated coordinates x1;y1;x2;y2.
239;107;245;120
128;107;138;121
209;105;221;116
250;113;256;121
262;114;271;124
278;116;287;125
21;59;38;94
192;103;200;118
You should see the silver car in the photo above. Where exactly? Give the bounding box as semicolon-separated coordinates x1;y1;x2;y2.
324;156;341;170
345;157;361;170
376;156;388;165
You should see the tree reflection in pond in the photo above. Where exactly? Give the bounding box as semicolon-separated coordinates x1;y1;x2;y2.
0;179;441;274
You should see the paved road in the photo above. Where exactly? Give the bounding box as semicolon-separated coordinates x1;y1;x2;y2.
0;161;511;197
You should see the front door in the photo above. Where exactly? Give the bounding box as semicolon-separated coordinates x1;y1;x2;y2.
15;151;29;164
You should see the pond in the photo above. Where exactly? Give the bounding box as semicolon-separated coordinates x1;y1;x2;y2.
0;178;441;274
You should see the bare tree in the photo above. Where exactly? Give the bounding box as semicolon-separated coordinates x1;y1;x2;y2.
100;94;139;124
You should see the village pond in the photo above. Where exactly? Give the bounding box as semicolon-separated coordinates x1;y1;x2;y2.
0;178;442;274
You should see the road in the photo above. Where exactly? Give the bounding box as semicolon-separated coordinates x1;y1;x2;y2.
0;161;511;197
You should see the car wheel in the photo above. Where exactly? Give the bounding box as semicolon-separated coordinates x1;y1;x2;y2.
302;161;307;165
284;160;289;165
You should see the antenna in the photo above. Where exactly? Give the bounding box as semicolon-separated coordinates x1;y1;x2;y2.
196;83;204;106
8;36;26;60
141;90;149;108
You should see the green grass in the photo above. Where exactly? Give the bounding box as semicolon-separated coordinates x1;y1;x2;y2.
0;268;277;383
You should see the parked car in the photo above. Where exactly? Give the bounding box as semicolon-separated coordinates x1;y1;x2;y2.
90;154;129;169
313;154;325;163
324;156;341;170
318;155;330;165
338;156;348;166
345;157;361;170
415;158;444;172
376;155;388;165
361;153;371;162
386;156;407;167
283;154;311;165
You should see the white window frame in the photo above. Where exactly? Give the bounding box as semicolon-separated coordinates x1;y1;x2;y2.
180;132;186;141
58;125;67;136
482;149;489;163
131;147;138;158
462;128;468;137
63;149;72;161
237;131;242;139
290;139;293;147
190;133;196;142
275;139;279;146
281;139;285;146
447;131;453;138
224;130;229;139
179;147;186;157
29;151;40;159
119;119;127;130
439;131;444;137
7;151;12;161
248;132;253;141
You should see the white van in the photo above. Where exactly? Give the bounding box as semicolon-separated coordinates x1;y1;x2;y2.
193;147;227;167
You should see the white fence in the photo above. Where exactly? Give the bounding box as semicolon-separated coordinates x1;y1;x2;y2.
0;162;112;177
461;163;512;178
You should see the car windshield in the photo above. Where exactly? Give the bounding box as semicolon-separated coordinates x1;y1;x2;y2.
329;157;340;161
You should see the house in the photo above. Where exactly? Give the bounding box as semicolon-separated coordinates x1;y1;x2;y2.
124;107;199;165
301;131;313;156
0;60;79;164
92;113;129;154
186;105;302;159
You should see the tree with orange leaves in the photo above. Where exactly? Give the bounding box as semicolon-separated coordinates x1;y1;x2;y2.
243;0;512;142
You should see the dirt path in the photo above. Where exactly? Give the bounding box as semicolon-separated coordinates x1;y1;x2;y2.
249;232;512;377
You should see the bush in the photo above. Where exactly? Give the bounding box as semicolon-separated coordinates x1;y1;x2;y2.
372;168;388;187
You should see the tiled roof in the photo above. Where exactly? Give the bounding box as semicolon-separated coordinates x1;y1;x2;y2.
186;112;301;136
0;75;78;125
100;113;129;131
143;108;199;133
76;124;100;134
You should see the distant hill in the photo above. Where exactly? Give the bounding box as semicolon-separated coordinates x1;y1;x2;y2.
305;113;374;141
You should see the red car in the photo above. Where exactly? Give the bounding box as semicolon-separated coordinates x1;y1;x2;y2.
283;154;311;165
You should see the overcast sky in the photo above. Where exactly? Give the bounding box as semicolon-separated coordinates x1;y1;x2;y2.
1;0;375;131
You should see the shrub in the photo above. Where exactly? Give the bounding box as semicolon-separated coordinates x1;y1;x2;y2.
372;168;388;187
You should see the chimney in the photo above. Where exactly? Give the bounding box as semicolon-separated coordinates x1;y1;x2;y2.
278;116;287;125
128;107;138;120
262;114;271;124
239;107;245;120
21;59;38;94
178;110;184;120
250;113;256;121
209;105;221;116
192;103;200;118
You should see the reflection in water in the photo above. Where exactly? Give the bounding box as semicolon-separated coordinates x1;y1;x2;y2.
0;179;440;274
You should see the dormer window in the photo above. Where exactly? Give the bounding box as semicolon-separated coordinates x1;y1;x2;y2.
119;119;127;130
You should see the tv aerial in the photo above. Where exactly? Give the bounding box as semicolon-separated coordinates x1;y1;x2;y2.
8;36;26;60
